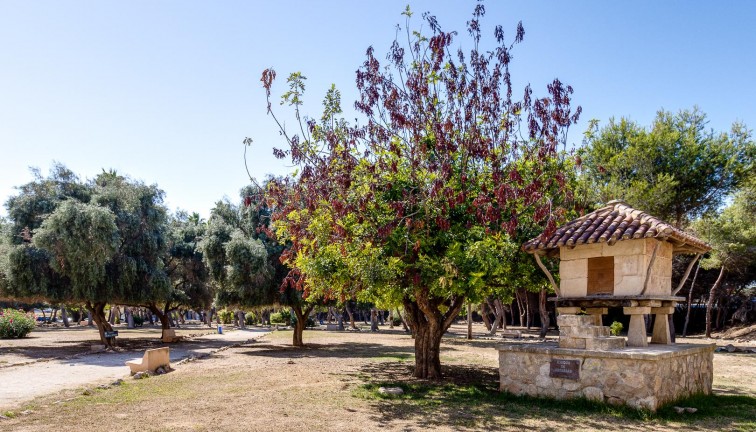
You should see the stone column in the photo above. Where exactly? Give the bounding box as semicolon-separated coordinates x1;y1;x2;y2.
624;306;651;347
650;306;674;344
585;308;608;326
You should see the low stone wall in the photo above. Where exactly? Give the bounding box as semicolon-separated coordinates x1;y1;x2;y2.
497;343;714;411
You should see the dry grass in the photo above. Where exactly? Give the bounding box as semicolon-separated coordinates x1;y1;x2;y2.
1;326;754;432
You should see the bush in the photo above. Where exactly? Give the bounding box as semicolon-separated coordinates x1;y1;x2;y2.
610;321;624;336
244;312;258;325
218;309;234;324
0;309;36;339
291;314;317;328
392;316;403;327
270;310;292;325
133;315;144;327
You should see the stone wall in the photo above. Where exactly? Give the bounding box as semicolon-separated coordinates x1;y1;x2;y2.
558;238;673;297
497;343;714;411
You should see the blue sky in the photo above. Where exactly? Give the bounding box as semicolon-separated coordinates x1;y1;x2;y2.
1;1;754;218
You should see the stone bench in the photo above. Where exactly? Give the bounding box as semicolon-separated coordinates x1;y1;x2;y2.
125;347;171;375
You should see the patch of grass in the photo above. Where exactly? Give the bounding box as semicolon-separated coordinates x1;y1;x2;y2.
371;353;411;362
657;393;756;425
354;379;756;429
2;411;16;418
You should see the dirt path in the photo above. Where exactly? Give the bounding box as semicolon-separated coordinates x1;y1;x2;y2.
0;328;269;410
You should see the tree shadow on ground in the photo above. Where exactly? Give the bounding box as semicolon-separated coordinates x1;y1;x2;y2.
353;360;756;432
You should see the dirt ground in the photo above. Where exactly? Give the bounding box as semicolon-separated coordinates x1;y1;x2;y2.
0;323;754;432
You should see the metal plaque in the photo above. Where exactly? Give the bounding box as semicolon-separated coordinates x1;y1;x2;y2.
104;331;119;338
549;359;580;380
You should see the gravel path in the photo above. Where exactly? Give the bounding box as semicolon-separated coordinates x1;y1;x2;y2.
0;328;270;410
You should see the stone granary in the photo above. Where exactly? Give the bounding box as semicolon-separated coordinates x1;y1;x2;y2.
522;200;710;347
494;200;715;411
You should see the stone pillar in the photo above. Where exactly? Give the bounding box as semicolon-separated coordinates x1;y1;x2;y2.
624;306;651;347
651;306;674;344
585;308;607;326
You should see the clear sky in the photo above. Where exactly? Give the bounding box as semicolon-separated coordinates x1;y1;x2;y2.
1;1;754;218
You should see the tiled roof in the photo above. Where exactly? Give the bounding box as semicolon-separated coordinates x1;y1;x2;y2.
523;200;711;256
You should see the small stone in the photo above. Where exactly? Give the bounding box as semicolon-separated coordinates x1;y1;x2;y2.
155;367;166;375
725;344;736;353
19;410;32;416
674;406;685;414
111;379;123;386
287;360;295;364
133;371;149;380
97;384;110;390
685;407;698;413
0;414;8;420
82;389;92;396
378;386;404;396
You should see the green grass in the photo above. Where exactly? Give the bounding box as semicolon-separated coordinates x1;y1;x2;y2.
371;353;412;362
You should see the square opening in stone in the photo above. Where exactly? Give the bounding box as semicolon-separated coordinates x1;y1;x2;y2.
587;256;614;295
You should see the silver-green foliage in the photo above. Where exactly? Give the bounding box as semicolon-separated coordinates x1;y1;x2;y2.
33;200;118;298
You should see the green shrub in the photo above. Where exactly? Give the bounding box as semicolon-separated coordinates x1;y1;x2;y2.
0;309;36;338
270;310;291;325
610;321;623;336
244;312;258;325
133;315;144;327
392;316;403;327
291;314;317;328
218;309;234;324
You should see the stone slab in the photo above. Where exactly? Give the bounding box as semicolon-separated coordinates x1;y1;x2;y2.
557;314;594;327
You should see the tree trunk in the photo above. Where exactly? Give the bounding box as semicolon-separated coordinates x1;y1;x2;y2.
525;292;532;329
88;302;116;348
403;294;466;379
495;299;507;330
538;288;550;338
291;304;314;347
87;310;93;326
397;308;410;334
467;303;472;340
682;261;701;337
345;302;357;329
480;303;492;331
705;266;726;338
389;309;395;329
60;305;69;328
370;308;379;332
148;303;171;339
516;290;526;327
126;308;135;329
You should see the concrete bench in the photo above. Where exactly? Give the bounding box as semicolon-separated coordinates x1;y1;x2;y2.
161;328;182;343
125;347;171;375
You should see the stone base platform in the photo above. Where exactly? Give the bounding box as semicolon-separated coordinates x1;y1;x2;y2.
496;342;714;411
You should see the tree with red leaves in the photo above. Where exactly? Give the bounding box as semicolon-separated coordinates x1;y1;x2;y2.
263;4;580;378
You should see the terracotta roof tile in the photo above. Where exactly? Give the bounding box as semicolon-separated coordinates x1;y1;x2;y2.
523;200;711;255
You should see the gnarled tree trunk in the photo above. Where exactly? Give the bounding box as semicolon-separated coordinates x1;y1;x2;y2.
292;304;314;347
87;301;116;348
705;266;726;338
148;303;171;340
403;293;465;379
538;288;550;338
